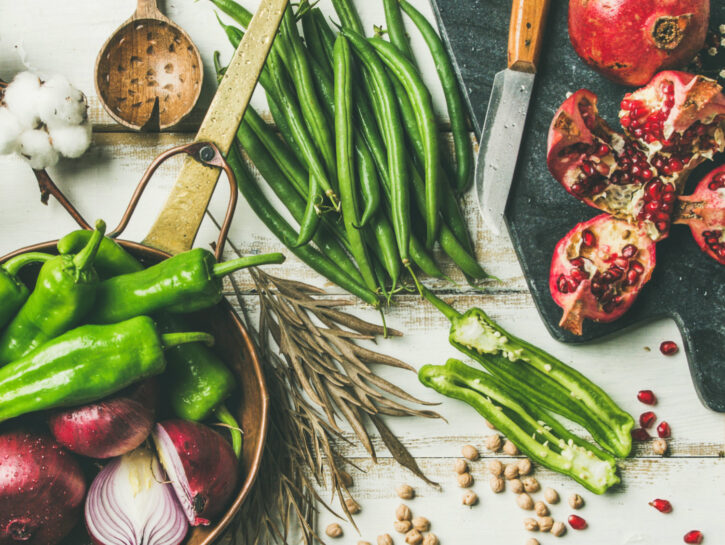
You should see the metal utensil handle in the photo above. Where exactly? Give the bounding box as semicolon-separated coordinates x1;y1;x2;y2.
507;0;551;73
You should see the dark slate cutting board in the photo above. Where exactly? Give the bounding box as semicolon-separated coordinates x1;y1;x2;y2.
430;0;725;411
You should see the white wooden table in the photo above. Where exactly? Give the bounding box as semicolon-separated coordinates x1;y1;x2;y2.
1;2;723;544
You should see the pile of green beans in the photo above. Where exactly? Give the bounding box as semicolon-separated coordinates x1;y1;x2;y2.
211;0;484;305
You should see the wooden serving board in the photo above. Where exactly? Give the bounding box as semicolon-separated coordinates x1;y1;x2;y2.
430;0;725;411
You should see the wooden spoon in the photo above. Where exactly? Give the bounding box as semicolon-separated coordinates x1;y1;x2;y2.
94;0;203;130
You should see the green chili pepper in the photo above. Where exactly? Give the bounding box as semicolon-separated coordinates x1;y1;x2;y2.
87;248;284;324
58;230;144;277
419;359;620;494
423;289;634;458
0;252;53;330
0;316;213;423
0;221;106;365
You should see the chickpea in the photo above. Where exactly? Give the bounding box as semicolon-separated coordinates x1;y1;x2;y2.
378;534;394;545
652;438;668;456
551;521;567;537
503;464;519;480
534;501;549;517
517;493;534;510
404;529;423;545
523;517;539;532
394;521;412;534
345;498;361;514
412;517;429;532
358;542;372;545
485;434;502;452
396;484;415;500
543;487;560;504
453;459;469;474
503;440;519;456
569;493;584;509
326;523;343;538
489;475;505;493
538;516;554;532
396;504;412;521
485;420;497;430
462;444;480;461
510;479;524;494
462;490;478;506
525;539;540;545
457;472;474;488
488;459;504;476
522;476;540;493
517;458;532;476
422;533;439;545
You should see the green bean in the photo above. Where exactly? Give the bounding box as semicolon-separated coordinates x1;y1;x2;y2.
210;0;251;27
382;0;414;61
330;0;364;34
369;37;440;250
294;171;322;247
342;28;410;267
266;93;306;166
355;138;381;228
228;145;379;306
409;235;446;279
302;11;333;76
312;9;336;64
334;35;378;292
399;0;473;193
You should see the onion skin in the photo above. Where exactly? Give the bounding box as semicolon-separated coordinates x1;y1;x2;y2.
48;379;157;459
0;428;86;545
153;420;239;526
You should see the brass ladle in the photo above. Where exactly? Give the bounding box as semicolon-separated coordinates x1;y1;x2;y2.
94;0;203;130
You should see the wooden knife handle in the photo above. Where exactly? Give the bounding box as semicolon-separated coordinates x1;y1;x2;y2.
507;0;551;73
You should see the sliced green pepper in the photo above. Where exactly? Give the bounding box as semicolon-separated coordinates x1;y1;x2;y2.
424;289;634;458
0;221;106;365
420;359;620;494
0;316;213;423
0;252;53;330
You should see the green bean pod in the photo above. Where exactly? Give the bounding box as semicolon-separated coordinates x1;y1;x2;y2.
334;36;378;292
399;0;473;193
330;0;365;33
369;37;440;249
294;172;322;247
382;0;415;61
355;137;381;228
409;235;445;279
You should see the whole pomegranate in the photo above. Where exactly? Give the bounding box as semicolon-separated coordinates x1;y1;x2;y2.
550;214;657;335
568;0;710;86
675;164;725;264
547;71;725;241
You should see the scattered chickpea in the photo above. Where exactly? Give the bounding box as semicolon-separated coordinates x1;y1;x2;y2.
326;523;343;538
396;484;415;500
422;533;439;545
339;470;353;488
551;521;567;537
510;479;524;494
517;493;534;510
485;434;502;452
489;475;505;493
534;501;549;517
394;520;412;534
453;459;469;474
538;516;554;532
462;444;480;461
523;518;539;532
457;472;474;488
522;476;540;493
358;542;372;545
525;539;540;545
569;493;585;509
503;440;519;456
503;464;519;480
412;517;430;532
485;420;497;430
488;459;504;476
404;529;423;545
544;487;560;504
652;438;668;456
517;458;532;476
345;498;361;514
462;490;478;506
396;504;412;521
378;534;394;545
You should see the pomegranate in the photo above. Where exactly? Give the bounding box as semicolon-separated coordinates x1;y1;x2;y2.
649;498;673;513
657;421;672;438
568;514;588;530
684;530;704;544
550;214;657;335
640;411;657;428
675;164;725;265
547;72;725;240
568;0;710;86
660;340;680;355
637;389;658;405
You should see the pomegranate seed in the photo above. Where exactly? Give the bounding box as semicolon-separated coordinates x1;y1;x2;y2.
641;169;654;181
625;269;640;285
620;115;631;128
557;274;570;294
595;143;610;156
656;221;669;233
631;428;650;441
637;390;657;405
684;530;703;544
622;244;637;258
657;421;671;438
570;257;585;268
631;261;645;274
660;340;678;355
649;499;672;513
668;158;683;172
568;515;587;530
582;229;596;247
639;411;656;428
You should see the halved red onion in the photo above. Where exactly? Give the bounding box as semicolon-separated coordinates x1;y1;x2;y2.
152;420;239;526
84;446;188;545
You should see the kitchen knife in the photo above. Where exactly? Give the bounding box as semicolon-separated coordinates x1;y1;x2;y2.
475;0;550;234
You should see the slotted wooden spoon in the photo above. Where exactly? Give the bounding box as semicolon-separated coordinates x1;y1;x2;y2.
95;0;203;130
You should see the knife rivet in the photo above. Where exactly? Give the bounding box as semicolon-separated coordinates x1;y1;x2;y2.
199;145;215;162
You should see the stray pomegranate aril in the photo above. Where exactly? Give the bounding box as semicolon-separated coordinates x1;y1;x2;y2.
637;389;657;405
631;428;650;441
582;229;596;247
657;421;671;438
649;499;673;513
683;530;704;544
568;515;587;530
639;411;656;428
660;340;679;355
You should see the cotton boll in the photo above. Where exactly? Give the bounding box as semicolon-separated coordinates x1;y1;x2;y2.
0;107;23;155
37;74;88;127
3;72;42;129
18;129;59;169
49;121;92;158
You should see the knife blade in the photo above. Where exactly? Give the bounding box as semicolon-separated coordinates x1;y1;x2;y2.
475;0;550;234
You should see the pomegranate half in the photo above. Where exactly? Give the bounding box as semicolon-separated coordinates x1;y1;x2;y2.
568;0;710;86
550;214;657;335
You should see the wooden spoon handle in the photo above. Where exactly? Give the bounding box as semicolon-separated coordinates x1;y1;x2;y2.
143;0;288;255
507;0;551;73
135;0;161;18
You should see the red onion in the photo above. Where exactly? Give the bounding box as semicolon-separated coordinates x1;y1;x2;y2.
152;420;239;526
0;428;86;545
48;379;157;459
85;446;187;545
